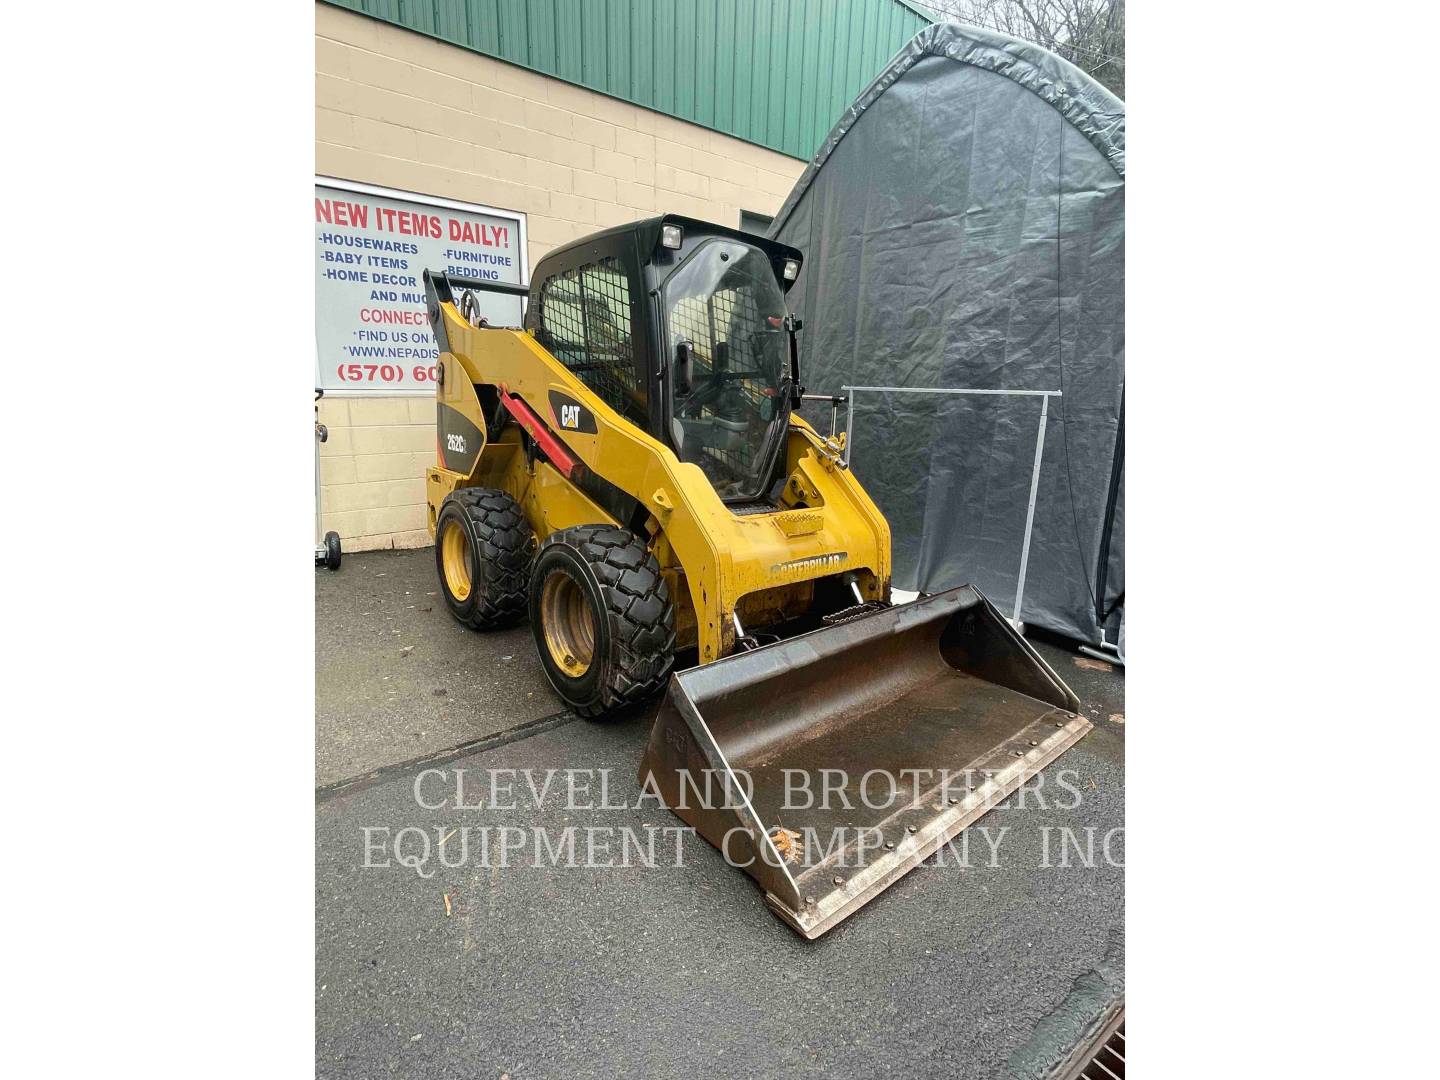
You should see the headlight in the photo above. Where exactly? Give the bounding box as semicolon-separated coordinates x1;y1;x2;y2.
782;258;800;281
661;224;684;250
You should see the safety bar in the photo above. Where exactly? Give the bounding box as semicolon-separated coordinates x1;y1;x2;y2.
423;269;530;354
423;268;531;304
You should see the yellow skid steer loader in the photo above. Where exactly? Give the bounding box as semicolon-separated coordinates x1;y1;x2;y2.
423;215;1090;938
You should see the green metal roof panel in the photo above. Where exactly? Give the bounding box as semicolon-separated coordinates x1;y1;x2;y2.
323;0;931;160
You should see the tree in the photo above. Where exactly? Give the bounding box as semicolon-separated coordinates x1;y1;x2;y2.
917;0;1125;99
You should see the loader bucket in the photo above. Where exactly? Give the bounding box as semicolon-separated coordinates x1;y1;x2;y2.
638;586;1091;939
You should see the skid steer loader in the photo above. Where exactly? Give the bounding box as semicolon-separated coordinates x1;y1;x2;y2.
423;215;1090;938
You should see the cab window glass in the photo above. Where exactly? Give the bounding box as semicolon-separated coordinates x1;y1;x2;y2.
662;239;790;500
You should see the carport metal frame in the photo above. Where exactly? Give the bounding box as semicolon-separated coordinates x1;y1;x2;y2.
839;385;1062;629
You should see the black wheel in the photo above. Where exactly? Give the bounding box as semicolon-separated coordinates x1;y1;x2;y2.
324;531;342;571
435;488;535;629
529;525;676;718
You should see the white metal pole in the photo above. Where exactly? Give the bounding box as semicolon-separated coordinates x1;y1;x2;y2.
1012;394;1050;628
315;408;324;545
843;389;856;467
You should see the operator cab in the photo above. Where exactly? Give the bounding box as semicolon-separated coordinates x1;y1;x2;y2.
525;215;804;504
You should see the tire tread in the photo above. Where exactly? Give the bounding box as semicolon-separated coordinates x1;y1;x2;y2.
444;488;534;629
536;525;676;717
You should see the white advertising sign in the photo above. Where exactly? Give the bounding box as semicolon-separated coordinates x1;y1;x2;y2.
314;178;527;394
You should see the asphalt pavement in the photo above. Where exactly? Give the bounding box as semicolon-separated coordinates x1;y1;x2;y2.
316;549;1125;1079
316;549;556;788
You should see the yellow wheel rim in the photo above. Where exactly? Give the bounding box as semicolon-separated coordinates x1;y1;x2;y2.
440;520;472;602
541;572;595;677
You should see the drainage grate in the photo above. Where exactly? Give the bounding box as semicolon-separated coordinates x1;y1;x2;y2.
1075;1016;1125;1080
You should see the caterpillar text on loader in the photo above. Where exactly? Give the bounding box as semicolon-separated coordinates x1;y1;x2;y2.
424;215;1091;938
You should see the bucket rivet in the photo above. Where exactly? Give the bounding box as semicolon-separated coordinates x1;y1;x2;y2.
907;825;917;833
1013;750;1024;756
1056;721;1065;728
1029;740;1039;746
805;896;816;906
833;876;844;886
948;797;959;805
885;841;895;849
1065;712;1077;719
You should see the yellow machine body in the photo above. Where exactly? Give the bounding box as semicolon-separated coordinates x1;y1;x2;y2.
425;314;891;665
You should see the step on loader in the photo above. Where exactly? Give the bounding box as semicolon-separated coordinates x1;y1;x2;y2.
423;215;1090;938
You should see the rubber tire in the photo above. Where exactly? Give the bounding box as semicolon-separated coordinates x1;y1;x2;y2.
529;525;676;719
435;488;535;629
324;531;342;571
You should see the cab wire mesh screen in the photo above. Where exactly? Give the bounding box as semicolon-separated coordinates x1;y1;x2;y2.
536;258;646;427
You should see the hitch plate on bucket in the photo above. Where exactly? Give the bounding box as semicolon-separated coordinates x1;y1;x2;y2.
638;586;1091;939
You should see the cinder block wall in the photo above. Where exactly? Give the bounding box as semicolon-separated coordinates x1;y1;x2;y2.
315;2;807;551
